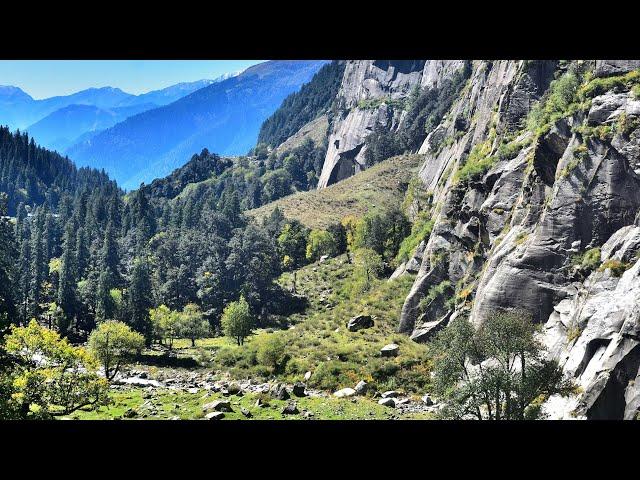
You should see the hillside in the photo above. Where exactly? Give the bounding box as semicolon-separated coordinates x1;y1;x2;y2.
66;60;328;190
248;154;422;229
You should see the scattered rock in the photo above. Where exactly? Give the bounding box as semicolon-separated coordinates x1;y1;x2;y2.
380;343;399;357
333;387;356;398
347;314;374;332
205;412;225;420
292;382;307;397
270;383;290;400
255;397;269;408
123;408;138;418
354;380;368;395
378;397;396;408
227;383;241;395
302;410;315;419
187;387;199;394
281;402;299;415
203;400;233;413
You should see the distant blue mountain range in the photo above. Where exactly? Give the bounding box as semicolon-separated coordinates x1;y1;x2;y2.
65;60;328;190
0;76;232;153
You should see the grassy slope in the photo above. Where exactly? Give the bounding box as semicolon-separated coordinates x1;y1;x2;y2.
247;154;424;229
172;254;430;394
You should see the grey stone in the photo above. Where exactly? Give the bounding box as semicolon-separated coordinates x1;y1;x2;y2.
347;314;374;332
292;382;306;397
281;402;299;415
378;397;396;408
354;380;368;395
205;412;225;420
380;344;399;357
203;400;233;413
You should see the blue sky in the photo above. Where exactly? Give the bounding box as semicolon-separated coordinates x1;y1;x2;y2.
0;60;265;99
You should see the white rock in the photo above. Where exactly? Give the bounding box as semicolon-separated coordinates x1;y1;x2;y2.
333;387;356;398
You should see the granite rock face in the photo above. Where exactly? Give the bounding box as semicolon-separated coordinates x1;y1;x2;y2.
317;60;466;188
392;59;640;419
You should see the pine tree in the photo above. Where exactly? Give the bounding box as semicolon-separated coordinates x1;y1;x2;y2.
0;193;17;330
56;222;77;335
96;222;120;322
28;208;45;320
126;256;153;344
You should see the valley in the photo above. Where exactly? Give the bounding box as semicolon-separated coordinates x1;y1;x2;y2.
2;59;640;421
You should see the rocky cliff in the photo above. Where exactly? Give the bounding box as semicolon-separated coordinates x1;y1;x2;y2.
316;60;467;188
388;59;640;419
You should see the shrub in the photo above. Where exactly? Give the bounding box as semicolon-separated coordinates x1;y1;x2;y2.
573;247;601;271
395;213;434;264
256;333;288;371
306;229;337;261
453;138;497;185
578;69;640;99
527;72;581;134
598;259;629;277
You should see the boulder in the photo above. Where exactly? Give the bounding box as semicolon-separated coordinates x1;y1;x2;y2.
205;412;225;420
123;408;138;418
227;383;241;395
292;382;307;397
333;387;356;398
203;400;233;413
270;383;290;400
378;397;396;408
380;343;399;357
304;371;312;381
347;314;374;332
281;402;299;415
319;255;329;263
381;390;399;399
354;380;368;395
240;408;252;418
422;394;434;406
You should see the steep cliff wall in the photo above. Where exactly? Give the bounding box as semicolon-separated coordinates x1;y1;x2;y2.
396;59;640;419
317;60;466;188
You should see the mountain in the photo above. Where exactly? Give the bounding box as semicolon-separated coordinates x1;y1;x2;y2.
0;86;136;131
1;76;239;136
25;103;155;153
255;59;640;419
66;60;329;190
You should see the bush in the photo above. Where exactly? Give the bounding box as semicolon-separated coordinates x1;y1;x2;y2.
527;72;581;134
256;333;288;371
454;138;497;185
306;229;337;262
572;247;601;271
396;213;434;264
578;69;640;99
598;259;629;277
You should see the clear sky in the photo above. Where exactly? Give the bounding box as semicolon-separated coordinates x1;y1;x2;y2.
0;60;265;99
